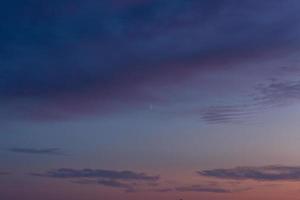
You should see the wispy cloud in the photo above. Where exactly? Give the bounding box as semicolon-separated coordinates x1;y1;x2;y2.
199;165;300;181
32;168;159;192
255;80;300;107
152;181;251;194
199;105;256;124
9;148;64;155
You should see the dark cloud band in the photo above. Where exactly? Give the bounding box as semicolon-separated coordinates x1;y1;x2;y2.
199;165;300;181
175;185;231;193
9;148;63;155
33;168;159;181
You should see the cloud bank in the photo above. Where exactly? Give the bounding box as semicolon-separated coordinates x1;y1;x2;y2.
1;0;300;120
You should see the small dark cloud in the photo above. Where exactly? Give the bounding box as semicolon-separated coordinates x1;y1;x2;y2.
175;185;231;193
152;188;174;193
72;178;136;192
32;168;159;181
0;172;10;176
199;165;300;181
9;148;64;155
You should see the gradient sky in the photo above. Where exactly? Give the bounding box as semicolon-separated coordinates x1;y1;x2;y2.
1;0;300;199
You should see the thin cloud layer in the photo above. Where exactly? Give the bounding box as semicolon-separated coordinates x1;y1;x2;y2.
199;165;300;181
9;148;64;155
30;167;289;194
32;168;159;192
175;185;231;193
73;178;135;192
152;181;251;194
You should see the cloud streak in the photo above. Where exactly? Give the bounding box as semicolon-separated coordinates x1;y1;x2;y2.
199;105;257;124
153;181;251;194
9;148;64;155
199;165;300;181
32;168;159;192
175;185;231;193
32;168;159;181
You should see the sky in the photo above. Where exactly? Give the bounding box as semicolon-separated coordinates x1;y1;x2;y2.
1;0;300;199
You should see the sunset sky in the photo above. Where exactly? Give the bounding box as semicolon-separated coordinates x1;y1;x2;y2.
2;0;300;199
